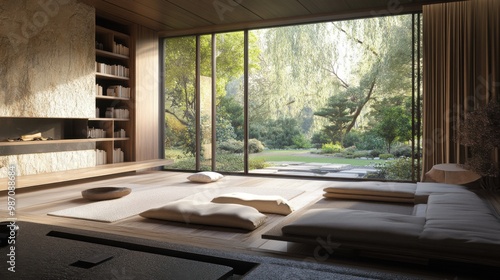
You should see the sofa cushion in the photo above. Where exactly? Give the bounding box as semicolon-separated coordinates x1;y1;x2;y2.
323;181;416;203
282;208;425;247
421;193;500;257
415;182;472;203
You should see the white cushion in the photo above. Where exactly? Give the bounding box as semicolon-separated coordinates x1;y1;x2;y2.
139;200;267;230
187;171;224;183
323;181;416;203
212;192;294;215
323;181;417;198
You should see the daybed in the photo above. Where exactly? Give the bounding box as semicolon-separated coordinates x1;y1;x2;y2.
263;181;500;267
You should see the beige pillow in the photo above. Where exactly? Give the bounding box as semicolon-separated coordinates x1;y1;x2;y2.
212;192;294;215
139;200;267;230
187;171;224;183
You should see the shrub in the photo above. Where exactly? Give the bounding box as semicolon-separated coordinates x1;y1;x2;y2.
392;144;412;158
218;139;244;153
345;130;386;151
321;142;344;154
374;157;418;181
292;134;311;149
215;153;244;171
249;138;265;153
311;131;331;149
370;150;382;158
341;145;356;158
249;158;269;170
379;153;394;160
353;150;371;158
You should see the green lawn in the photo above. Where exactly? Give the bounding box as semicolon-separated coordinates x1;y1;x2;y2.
166;148;387;167
250;149;384;166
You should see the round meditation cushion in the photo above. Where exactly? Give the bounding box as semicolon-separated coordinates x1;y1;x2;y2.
81;187;131;201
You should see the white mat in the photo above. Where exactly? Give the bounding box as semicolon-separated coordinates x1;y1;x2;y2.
48;184;304;223
48;185;198;223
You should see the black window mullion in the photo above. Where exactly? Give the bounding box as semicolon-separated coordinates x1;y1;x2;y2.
212;34;217;171
243;30;249;174
195;35;201;170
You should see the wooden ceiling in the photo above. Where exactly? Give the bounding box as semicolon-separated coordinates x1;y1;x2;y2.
81;0;459;36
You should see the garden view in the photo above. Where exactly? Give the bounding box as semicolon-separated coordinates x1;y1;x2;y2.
164;14;422;181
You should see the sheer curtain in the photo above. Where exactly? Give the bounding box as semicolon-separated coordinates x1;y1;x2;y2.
422;0;500;179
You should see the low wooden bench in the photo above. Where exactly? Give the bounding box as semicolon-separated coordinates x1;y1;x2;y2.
0;159;172;191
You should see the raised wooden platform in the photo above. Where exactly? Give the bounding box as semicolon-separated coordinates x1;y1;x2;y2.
0;159;172;191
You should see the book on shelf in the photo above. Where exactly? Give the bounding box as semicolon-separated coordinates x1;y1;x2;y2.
88;127;106;138
95;107;100;118
112;42;129;56
106;107;129;119
113;148;124;163
96;149;107;165
95;62;129;77
96;84;103;96
114;129;126;138
106;85;130;98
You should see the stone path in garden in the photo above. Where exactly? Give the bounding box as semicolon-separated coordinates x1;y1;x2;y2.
250;161;378;179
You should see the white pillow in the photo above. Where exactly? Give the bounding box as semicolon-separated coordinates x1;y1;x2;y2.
211;192;294;215
139;200;267;230
187;171;224;183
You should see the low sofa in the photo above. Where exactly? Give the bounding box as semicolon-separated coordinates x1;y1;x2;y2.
268;182;500;267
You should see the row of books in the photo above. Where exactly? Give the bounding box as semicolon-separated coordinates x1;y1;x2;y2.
95;41;129;57
96;149;107;165
113;148;125;163
107;85;131;98
88;127;106;138
113;42;129;56
96;62;129;77
95;84;131;98
105;108;129;119
114;129;126;138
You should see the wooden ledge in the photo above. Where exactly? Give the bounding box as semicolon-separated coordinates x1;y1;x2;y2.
0;159;172;191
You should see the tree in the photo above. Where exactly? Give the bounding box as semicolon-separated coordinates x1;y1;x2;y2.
164;33;259;156
372;106;412;153
314;16;414;146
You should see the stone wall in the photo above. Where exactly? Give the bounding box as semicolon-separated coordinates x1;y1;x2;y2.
0;0;95;118
0;151;96;177
0;0;96;177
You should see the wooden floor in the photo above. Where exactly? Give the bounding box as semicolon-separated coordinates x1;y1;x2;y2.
0;171;476;279
0;171;330;256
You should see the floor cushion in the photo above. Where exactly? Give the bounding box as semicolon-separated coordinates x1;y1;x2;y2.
81;187;131;201
140;200;267;230
212;192;294;215
187;171;224;183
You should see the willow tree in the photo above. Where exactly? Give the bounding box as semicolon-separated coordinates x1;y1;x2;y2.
314;15;414;145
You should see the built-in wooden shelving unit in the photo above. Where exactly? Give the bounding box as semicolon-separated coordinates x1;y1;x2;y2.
94;18;134;165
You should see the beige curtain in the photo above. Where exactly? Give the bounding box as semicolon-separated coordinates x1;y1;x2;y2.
422;0;500;179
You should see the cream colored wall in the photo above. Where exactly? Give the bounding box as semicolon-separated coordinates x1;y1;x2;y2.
0;0;95;118
0;0;96;177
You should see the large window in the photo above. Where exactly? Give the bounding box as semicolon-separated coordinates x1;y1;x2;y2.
164;14;422;181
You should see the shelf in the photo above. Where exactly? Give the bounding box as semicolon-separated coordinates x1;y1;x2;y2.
96;95;130;101
0;138;98;147
0;159;173;191
96;49;129;60
89;118;129;121
90;137;130;142
96;25;130;40
96;72;129;80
